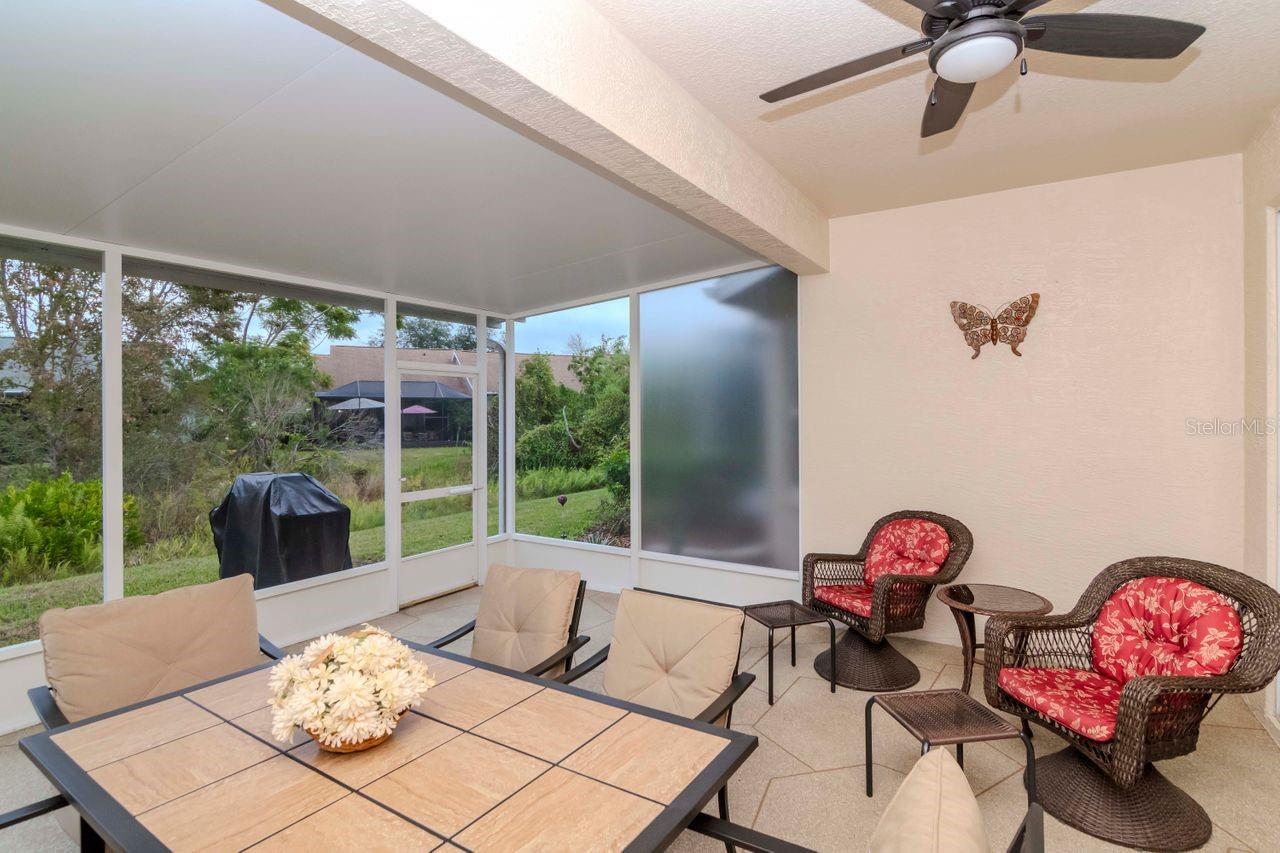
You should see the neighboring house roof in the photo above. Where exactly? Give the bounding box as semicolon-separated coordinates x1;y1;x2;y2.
312;346;581;393
315;379;474;400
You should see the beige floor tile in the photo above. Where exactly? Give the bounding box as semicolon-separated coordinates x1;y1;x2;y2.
1202;693;1264;731
754;766;905;851
575;621;613;664
586;589;619;613
1160;725;1280;851
402;586;483;617
576;595;614;631
0;741;73;852
727;684;770;727
701;725;811;827
0;723;42;749
753;675;1020;795
364;611;420;633
745;642;840;699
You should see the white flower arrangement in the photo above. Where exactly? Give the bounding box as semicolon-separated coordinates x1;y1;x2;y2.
269;625;435;750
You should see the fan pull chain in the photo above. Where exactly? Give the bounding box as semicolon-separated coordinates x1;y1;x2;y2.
930;87;938;106
1020;58;1028;76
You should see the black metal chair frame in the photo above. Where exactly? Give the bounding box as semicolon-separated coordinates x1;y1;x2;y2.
431;579;590;677
5;634;284;844
557;588;756;853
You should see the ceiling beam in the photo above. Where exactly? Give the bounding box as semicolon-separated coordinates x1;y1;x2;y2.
273;0;829;274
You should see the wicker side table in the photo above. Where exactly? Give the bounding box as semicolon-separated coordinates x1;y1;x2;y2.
743;600;836;704
865;688;1036;807
936;583;1052;694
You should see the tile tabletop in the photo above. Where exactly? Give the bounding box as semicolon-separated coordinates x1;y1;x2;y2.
20;646;756;851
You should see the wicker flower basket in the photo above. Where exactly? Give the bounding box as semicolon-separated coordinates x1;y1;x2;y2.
271;625;433;754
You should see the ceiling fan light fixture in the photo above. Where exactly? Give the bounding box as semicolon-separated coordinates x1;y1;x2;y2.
933;33;1021;83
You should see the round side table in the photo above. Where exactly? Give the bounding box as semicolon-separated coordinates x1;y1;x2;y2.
936;583;1052;694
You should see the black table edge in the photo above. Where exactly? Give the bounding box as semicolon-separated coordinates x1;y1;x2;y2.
20;643;757;853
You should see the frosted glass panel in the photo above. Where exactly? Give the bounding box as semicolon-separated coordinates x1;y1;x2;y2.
640;266;799;571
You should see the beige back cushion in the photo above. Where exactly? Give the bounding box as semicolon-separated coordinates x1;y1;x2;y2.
603;590;744;721
39;575;262;723
471;565;581;673
869;748;988;853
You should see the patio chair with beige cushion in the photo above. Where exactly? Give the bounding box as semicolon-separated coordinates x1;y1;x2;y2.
557;589;756;850
869;747;1044;853
431;564;589;677
15;575;284;840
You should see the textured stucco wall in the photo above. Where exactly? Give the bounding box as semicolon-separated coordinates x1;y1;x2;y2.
1242;106;1280;594
800;156;1246;644
282;0;829;274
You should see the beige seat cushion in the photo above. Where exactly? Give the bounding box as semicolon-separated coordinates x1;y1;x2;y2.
869;748;988;853
603;590;744;721
471;565;581;674
39;575;262;723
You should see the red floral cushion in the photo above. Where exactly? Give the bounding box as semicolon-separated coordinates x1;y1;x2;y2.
998;667;1123;742
1091;576;1243;686
813;584;874;617
862;518;951;586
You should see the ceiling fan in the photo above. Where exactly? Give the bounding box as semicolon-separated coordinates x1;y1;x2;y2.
759;1;1205;138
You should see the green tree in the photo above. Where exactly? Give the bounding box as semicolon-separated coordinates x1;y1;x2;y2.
515;353;572;436
199;337;329;472
0;259;105;480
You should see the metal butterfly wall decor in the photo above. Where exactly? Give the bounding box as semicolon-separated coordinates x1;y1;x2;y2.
950;293;1040;359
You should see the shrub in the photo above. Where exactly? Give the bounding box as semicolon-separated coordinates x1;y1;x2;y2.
0;474;141;586
516;467;605;499
599;445;630;502
516;422;580;470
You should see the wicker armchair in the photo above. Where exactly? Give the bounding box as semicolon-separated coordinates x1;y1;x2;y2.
803;510;973;690
985;557;1280;851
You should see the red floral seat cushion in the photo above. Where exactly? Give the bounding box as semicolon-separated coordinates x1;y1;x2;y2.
1091;576;1243;686
862;518;951;585
998;667;1123;742
813;584;873;617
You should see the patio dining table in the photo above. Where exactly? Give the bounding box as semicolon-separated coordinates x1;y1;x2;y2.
19;642;756;852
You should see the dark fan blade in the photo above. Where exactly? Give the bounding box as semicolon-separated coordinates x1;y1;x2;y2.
760;39;933;103
921;78;974;138
898;0;936;11
1002;0;1054;15
1023;14;1205;59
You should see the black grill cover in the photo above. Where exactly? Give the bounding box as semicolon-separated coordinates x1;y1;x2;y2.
210;472;353;588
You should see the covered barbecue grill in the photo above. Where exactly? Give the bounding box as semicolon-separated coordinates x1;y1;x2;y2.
210;472;353;588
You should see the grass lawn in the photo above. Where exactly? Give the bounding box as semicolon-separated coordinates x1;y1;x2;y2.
0;485;609;646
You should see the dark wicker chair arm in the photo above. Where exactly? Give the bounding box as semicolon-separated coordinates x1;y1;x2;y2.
27;687;68;731
0;795;68;831
430;620;476;650
258;634;285;661
555;645;610;684
688;814;814;853
526;635;590;677
983;615;1097;705
802;553;865;594
696;673;756;725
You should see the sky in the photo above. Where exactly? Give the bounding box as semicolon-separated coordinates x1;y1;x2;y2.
515;298;629;354
308;297;630;355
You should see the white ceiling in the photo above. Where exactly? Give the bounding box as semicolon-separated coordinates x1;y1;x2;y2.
0;1;754;315
588;0;1280;217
